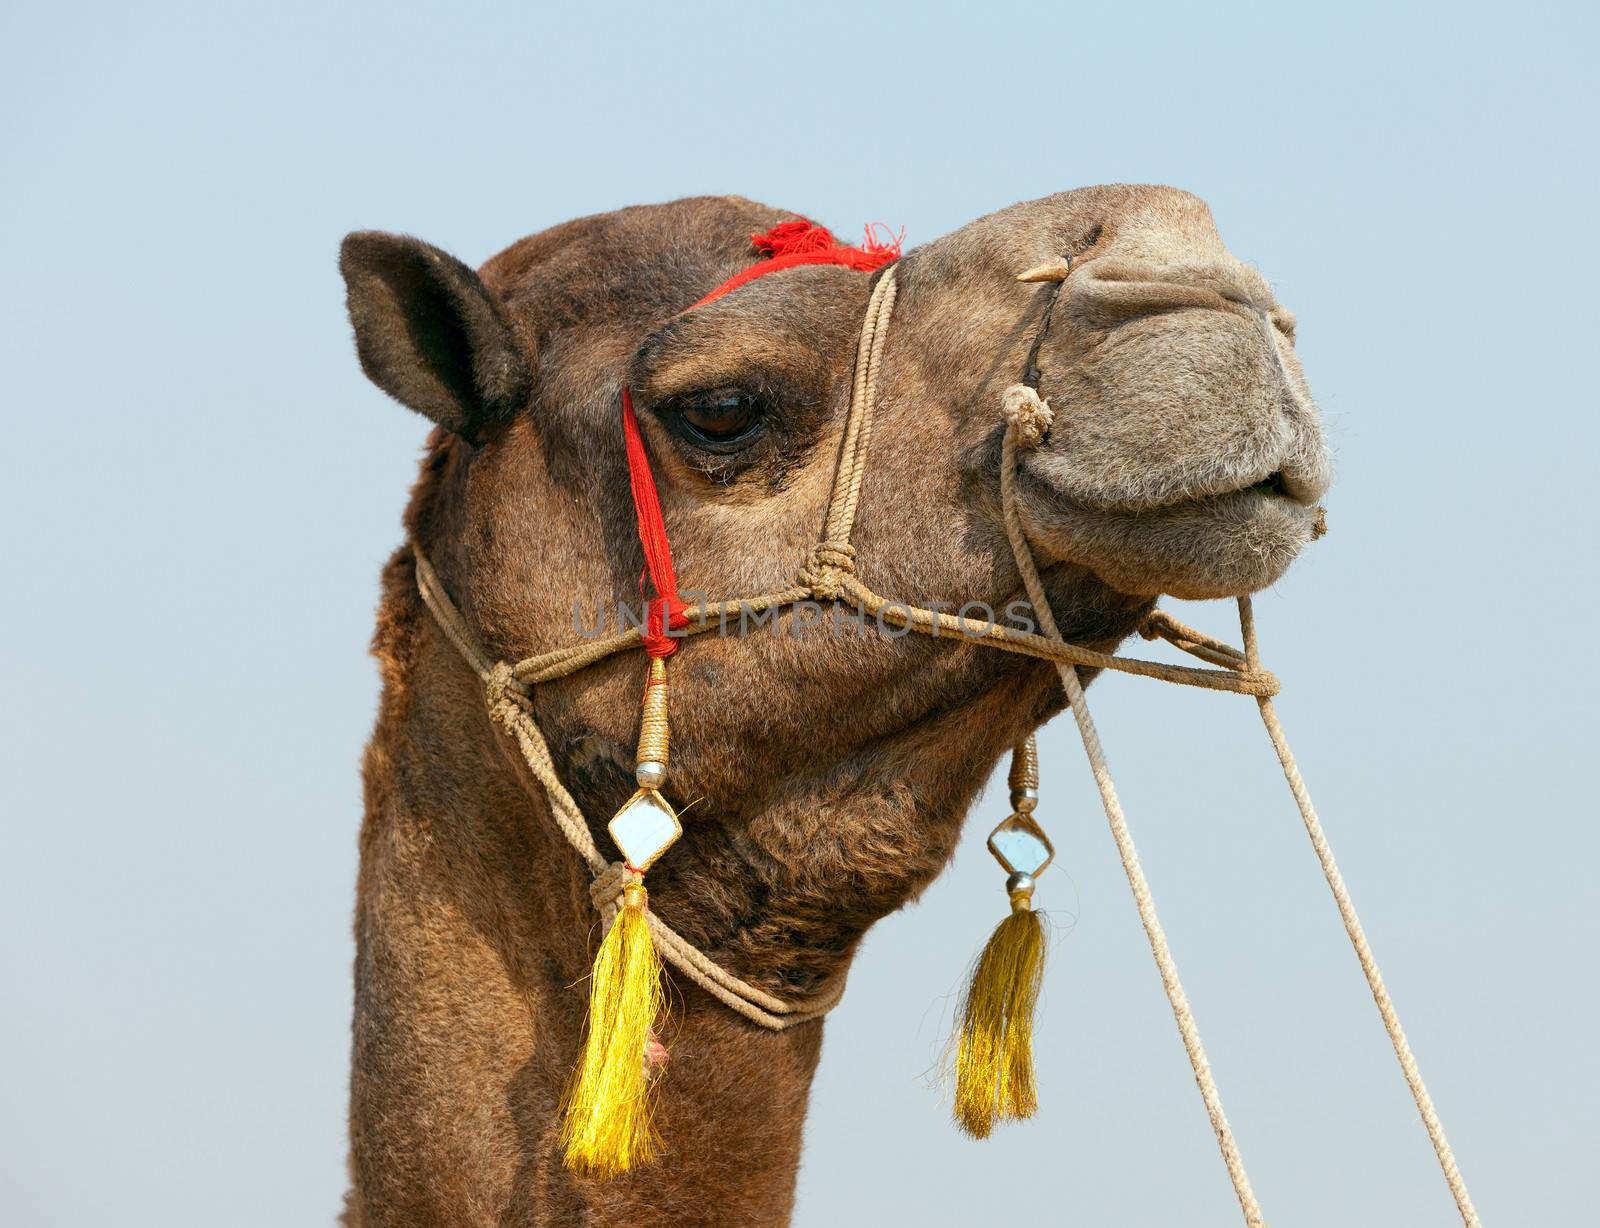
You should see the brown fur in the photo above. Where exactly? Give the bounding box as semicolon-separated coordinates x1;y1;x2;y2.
338;187;1329;1226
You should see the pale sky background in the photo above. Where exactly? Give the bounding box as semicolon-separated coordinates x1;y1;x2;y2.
2;2;1597;1225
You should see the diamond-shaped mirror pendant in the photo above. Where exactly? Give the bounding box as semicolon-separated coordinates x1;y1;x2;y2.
608;788;683;872
987;811;1055;878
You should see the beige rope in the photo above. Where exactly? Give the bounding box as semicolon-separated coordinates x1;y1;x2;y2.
512;588;812;686
585;860;846;1028
415;550;500;681
1141;609;1250;668
510;572;1277;694
1238;598;1483;1227
823;270;895;546
841;574;1278;695
999;426;1268;1228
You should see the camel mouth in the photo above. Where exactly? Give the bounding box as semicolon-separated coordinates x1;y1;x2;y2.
1167;478;1314;520
1014;466;1326;601
1228;462;1333;510
1112;465;1317;515
1243;470;1289;498
1031;448;1329;519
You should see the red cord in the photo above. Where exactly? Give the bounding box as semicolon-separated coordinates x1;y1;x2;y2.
689;218;900;309
621;388;690;657
621;218;901;656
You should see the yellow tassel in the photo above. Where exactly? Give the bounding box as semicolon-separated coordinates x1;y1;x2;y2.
953;886;1047;1138
560;882;666;1178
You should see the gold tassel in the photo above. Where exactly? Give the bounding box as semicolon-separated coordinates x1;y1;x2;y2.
953;884;1048;1137
953;736;1055;1138
561;655;683;1178
560;881;666;1177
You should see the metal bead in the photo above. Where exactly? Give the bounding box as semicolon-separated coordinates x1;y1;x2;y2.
1005;871;1035;895
635;760;667;789
1010;786;1039;814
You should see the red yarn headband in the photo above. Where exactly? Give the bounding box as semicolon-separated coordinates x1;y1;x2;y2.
623;220;902;657
689;219;902;309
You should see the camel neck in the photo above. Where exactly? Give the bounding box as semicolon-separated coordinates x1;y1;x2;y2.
360;660;824;1222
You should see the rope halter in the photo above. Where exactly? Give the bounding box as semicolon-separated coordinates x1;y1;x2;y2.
410;220;1479;1226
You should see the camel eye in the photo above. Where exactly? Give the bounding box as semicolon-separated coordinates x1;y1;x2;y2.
675;391;763;446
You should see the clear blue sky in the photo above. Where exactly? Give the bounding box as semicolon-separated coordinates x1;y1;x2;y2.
2;2;1596;1224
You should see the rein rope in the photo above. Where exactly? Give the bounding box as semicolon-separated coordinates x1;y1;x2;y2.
414;261;1480;1225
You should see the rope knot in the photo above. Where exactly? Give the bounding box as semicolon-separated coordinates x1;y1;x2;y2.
803;540;857;600
483;660;523;716
1001;384;1054;449
590;861;645;926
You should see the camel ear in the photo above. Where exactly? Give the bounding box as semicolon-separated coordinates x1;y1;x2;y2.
339;231;533;439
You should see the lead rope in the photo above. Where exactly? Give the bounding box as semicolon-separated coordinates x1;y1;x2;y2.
1240;599;1483;1227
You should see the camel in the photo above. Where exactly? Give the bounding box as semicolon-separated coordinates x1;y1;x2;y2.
337;185;1329;1226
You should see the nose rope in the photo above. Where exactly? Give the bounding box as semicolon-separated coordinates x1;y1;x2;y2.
413;263;1480;1228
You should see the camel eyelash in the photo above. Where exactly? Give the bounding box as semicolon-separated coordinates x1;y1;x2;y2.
657;387;772;453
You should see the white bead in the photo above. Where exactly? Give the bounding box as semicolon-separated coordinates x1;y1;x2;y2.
608;788;682;872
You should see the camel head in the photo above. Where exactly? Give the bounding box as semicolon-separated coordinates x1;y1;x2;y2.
340;185;1329;987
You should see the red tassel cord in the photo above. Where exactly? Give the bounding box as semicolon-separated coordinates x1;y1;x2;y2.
690;218;902;309
622;215;903;653
621;388;690;657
